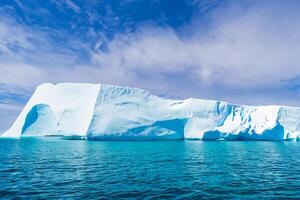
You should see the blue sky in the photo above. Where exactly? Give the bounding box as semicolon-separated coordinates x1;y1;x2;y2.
1;0;300;131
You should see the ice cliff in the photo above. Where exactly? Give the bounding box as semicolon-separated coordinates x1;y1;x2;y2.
2;83;300;141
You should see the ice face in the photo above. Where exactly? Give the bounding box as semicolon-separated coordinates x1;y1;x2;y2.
21;104;57;136
2;83;300;141
2;83;100;137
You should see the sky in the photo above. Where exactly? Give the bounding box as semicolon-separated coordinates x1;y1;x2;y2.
1;0;300;131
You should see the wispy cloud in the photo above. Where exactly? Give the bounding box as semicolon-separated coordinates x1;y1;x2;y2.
64;0;81;13
91;1;300;102
51;0;81;13
2;2;299;90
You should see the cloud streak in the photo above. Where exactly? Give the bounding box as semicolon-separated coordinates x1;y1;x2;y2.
93;1;300;89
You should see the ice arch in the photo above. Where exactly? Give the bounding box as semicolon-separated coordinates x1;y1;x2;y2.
21;104;57;136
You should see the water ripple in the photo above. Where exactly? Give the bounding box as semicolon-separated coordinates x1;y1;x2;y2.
0;138;299;199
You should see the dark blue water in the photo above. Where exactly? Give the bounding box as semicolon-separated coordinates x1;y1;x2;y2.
0;138;299;199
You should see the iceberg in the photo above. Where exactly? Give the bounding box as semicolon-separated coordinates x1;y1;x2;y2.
2;83;300;141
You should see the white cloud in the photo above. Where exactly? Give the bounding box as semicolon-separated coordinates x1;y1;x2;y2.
51;0;81;13
89;1;300;101
3;2;283;95
64;0;81;13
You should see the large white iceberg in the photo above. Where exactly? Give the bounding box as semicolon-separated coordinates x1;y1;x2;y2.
2;83;300;141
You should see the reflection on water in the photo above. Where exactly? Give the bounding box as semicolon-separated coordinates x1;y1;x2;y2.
0;138;299;199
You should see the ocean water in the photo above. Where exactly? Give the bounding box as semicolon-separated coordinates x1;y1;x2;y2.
0;138;299;199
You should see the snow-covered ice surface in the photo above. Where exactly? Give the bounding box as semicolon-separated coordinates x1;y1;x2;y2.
2;83;300;141
2;83;100;138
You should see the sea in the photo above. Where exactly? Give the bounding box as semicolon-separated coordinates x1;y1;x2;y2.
0;138;299;199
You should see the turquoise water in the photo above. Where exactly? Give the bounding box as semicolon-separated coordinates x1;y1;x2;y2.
0;138;299;199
